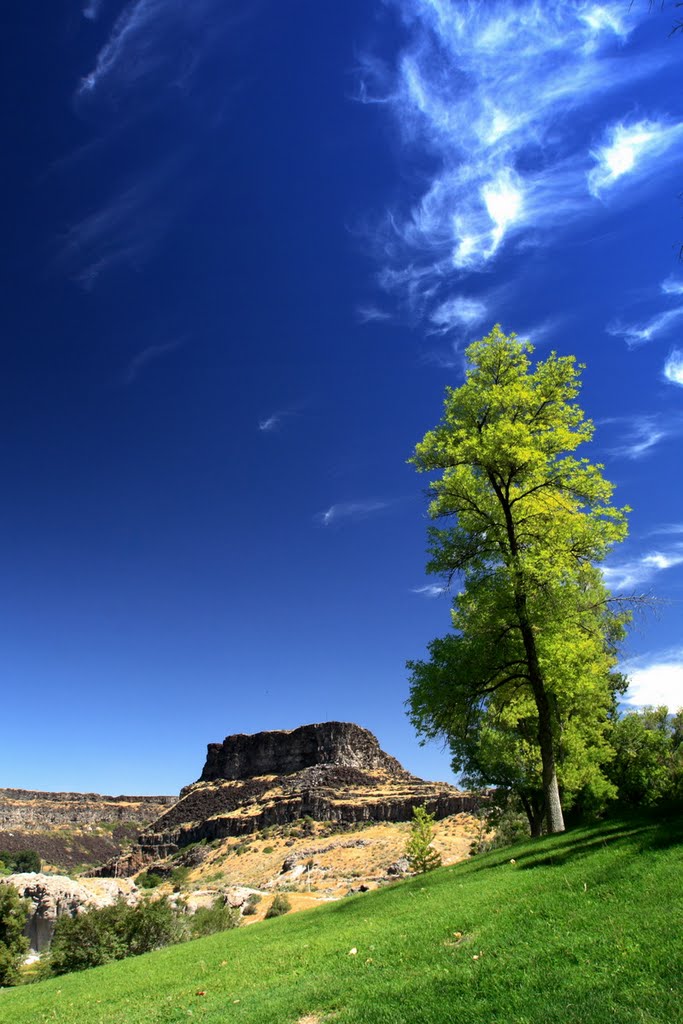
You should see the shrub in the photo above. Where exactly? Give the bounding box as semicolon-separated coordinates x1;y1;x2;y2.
171;867;190;891
48;901;130;975
264;894;291;919
136;871;164;889
242;894;262;916
0;850;41;875
47;897;184;976
405;806;442;874
189;898;239;938
0;886;29;986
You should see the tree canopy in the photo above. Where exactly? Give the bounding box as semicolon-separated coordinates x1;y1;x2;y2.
407;326;630;834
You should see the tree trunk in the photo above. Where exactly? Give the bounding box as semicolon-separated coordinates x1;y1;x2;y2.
519;792;543;837
516;600;566;835
537;702;565;834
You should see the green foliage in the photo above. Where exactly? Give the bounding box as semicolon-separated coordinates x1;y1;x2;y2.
265;894;292;919
0;850;41;875
404;805;442;873
608;705;683;806
408;327;630;834
189;898;239;939
47;897;184;976
242;894;262;916
136;871;164;889
0;885;29;986
170;867;190;891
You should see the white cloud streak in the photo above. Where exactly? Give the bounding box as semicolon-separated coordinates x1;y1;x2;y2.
607;306;683;347
356;305;393;324
663;349;683;386
76;0;248;110
603;546;683;591
429;295;487;333
661;276;683;296
316;500;390;527
587;119;683;196
125;339;183;383
58;163;181;287
359;0;674;324
411;583;447;597
608;415;671;460
621;650;683;709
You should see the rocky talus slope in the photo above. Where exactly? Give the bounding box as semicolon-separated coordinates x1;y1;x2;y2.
94;722;479;876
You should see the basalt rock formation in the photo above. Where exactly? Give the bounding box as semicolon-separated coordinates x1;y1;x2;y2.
199;722;404;782
93;722;478;876
0;790;175;829
0;789;176;872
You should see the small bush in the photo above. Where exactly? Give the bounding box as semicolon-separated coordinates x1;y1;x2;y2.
242;894;262;916
190;898;239;938
265;894;291;919
170;867;190;891
0;850;41;875
136;871;164;889
262;847;274;854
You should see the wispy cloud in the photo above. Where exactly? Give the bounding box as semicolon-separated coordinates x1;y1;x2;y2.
607;415;672;460
258;408;296;433
429;296;487;333
648;523;683;537
606;306;683;347
661;276;683;296
356;305;393;324
603;546;683;591
316;500;390;527
621;649;683;708
82;0;105;21
411;583;447;597
663;349;683;386
587;119;683;196
76;0;245;108
58;162;181;287
125;339;183;383
358;0;673;324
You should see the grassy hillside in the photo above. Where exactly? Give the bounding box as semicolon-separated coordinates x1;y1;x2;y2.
1;814;680;1024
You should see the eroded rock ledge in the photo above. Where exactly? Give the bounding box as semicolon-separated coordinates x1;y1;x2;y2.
199;722;405;782
91;722;479;877
0;789;176;829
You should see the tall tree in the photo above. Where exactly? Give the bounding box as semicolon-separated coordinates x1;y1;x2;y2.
408;327;630;834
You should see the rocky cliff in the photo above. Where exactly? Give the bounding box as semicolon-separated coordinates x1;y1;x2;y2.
94;722;479;876
0;790;175;829
199;722;404;782
0;790;176;872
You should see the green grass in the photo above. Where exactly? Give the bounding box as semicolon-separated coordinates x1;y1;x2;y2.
1;814;680;1024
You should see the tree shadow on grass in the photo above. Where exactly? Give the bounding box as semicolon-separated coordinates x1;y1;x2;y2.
461;813;683;875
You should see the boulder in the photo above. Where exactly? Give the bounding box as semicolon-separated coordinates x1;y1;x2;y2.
386;857;411;876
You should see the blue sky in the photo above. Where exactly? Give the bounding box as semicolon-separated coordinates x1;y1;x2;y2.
2;1;682;795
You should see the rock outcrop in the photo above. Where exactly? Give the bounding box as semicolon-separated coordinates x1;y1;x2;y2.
0;789;177;872
0;873;137;951
199;722;404;782
93;722;479;876
0;789;175;829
